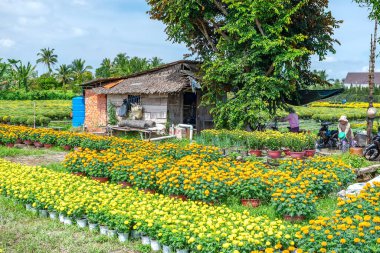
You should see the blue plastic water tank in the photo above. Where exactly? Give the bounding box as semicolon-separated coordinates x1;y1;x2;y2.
72;96;85;127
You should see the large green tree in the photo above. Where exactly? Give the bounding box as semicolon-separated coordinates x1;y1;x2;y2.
8;60;36;91
0;58;12;90
147;0;340;129
95;54;164;78
56;64;73;90
95;58;112;78
70;59;93;84
36;48;58;74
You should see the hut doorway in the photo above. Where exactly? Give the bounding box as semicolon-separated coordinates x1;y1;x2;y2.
183;92;197;125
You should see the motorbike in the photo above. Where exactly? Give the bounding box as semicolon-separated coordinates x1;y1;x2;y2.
316;122;338;149
364;127;380;161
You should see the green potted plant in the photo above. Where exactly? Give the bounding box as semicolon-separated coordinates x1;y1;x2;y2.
1;132;17;147
304;134;317;157
234;178;270;207
247;134;263;157
40;133;56;148
85;159;111;183
265;135;283;159
287;134;306;159
272;185;317;222
113;216;131;243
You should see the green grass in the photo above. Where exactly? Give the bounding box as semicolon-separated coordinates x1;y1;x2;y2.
0;146;53;157
0;196;150;253
43;162;68;173
227;195;338;222
331;153;372;169
315;196;338;218
227;197;278;220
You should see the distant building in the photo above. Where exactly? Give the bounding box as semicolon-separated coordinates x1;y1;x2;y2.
344;72;380;88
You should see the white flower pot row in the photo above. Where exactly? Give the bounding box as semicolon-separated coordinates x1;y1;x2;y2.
23;204;190;252
141;235;188;253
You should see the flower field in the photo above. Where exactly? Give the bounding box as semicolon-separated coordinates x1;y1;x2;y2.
63;145;356;219
0;100;71;126
0;124;115;149
0;158;379;252
296;181;380;252
309;101;380;109
287;106;369;122
0;159;299;252
198;130;315;152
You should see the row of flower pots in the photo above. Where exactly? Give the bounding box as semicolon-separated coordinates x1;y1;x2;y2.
248;149;316;159
23;202;189;253
4;139;73;150
72;172;264;210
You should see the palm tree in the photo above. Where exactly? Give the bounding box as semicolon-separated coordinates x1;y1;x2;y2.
8;60;36;91
150;57;163;68
56;64;73;90
70;59;93;84
128;57;150;74
95;58;112;78
0;58;11;90
36;48;58;74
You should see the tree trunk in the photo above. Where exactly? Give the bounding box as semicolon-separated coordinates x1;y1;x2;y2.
367;20;377;143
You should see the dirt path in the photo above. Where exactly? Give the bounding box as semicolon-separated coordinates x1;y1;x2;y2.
3;152;67;166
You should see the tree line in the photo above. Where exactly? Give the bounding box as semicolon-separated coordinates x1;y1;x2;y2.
0;48;163;93
147;0;378;129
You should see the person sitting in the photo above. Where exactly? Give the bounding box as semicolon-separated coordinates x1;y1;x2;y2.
283;107;299;133
338;115;354;145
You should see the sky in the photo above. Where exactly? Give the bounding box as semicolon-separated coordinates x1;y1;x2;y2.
0;0;375;80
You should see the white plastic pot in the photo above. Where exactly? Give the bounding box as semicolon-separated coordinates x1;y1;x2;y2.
89;223;98;231
99;225;108;235
117;232;129;242
107;229;117;238
131;230;141;239
49;211;58;220
141;235;151;245
163;245;173;253
64;217;73;225
30;207;37;214
176;249;189;253
59;214;65;223
25;204;32;210
76;218;87;228
39;209;48;218
151;240;161;251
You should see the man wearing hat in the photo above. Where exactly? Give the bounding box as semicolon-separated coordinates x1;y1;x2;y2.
338;115;354;145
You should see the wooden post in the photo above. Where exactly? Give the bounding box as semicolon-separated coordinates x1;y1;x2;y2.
367;20;377;142
33;101;36;129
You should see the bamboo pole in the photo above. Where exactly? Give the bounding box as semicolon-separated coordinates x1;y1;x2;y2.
367;20;378;142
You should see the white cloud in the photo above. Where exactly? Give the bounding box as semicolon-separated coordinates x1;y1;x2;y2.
0;0;188;74
72;27;86;37
18;16;46;26
0;0;49;16
0;38;15;48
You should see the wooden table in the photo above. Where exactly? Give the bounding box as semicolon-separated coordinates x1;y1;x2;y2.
108;126;153;140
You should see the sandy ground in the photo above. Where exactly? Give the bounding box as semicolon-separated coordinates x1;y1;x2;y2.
3;152;67;166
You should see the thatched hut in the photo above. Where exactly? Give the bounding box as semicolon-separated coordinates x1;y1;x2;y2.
81;60;213;132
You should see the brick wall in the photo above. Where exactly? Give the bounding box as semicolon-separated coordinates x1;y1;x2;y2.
84;89;107;132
